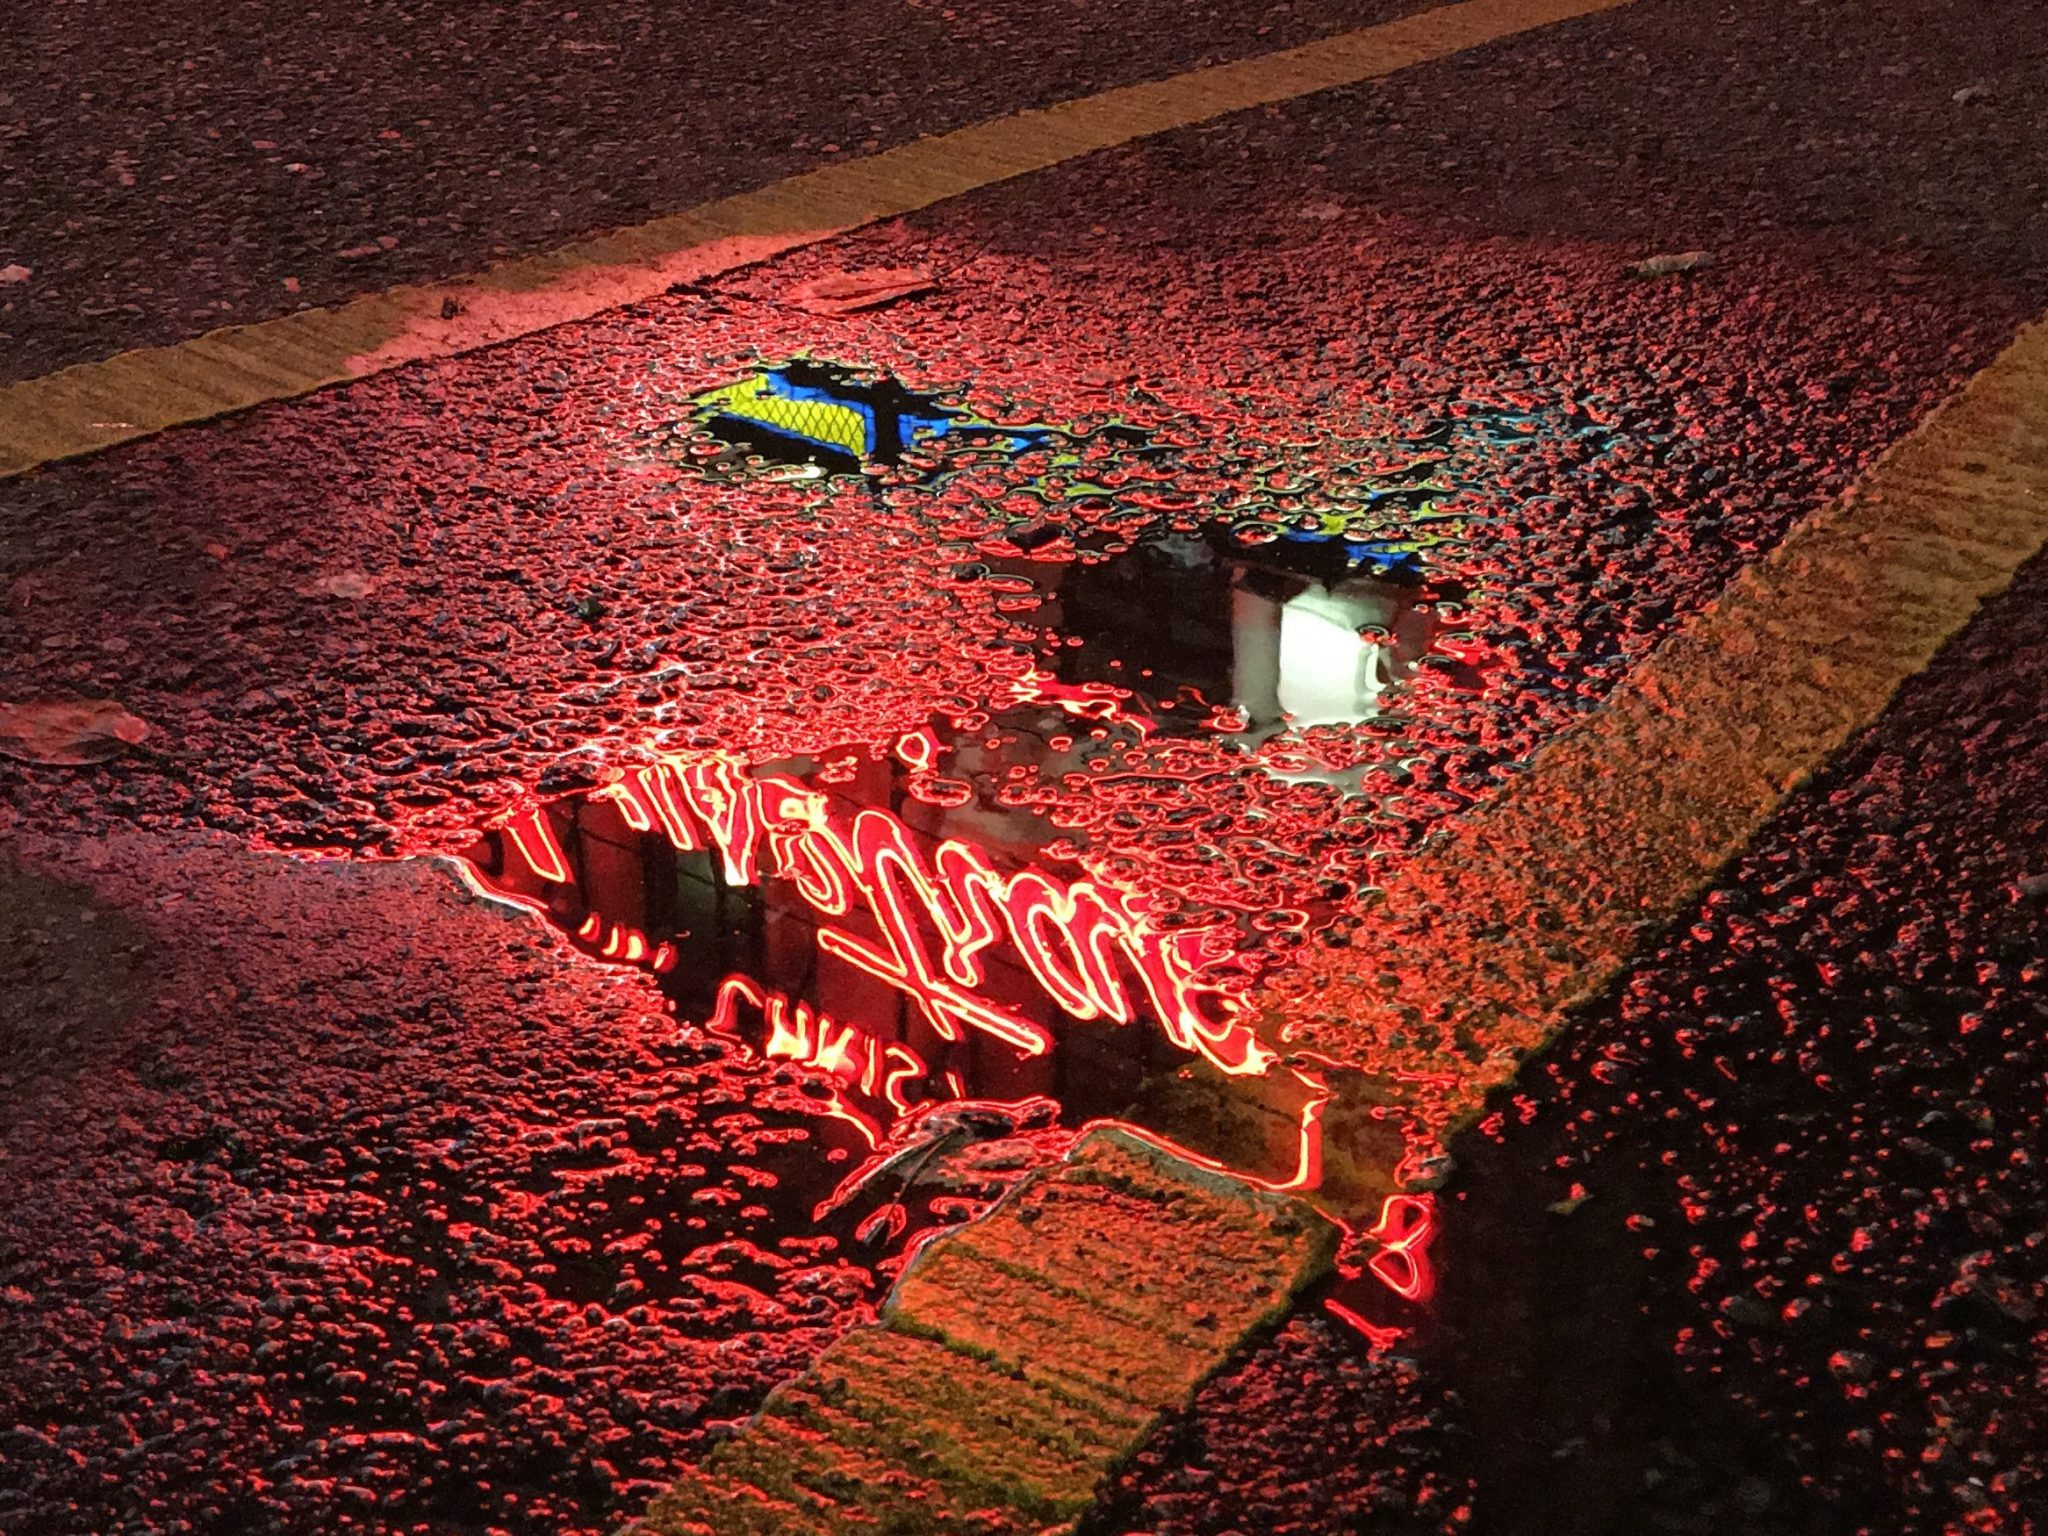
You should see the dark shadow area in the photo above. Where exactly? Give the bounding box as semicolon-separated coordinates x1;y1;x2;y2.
960;0;2048;298
1427;542;2048;1533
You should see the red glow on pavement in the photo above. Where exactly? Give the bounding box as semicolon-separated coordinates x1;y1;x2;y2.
464;748;1464;1332
464;750;1395;1299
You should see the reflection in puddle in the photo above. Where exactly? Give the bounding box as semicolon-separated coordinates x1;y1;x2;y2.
1050;527;1474;741
459;361;1604;1334
456;521;1453;1323
460;740;1330;1259
687;360;961;477
670;358;1154;486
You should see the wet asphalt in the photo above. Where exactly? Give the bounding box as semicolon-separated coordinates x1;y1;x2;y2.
0;0;1426;383
5;0;2048;1532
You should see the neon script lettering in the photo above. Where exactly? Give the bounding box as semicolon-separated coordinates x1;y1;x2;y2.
518;753;1273;1077
706;973;940;1147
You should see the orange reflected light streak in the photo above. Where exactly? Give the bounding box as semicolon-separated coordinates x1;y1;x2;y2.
893;728;942;772
1323;1297;1404;1350
1091;1063;1329;1198
502;806;572;884
448;855;553;919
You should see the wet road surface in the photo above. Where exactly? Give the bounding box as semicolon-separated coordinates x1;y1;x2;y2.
0;0;1426;383
4;0;2048;1532
1087;536;2048;1536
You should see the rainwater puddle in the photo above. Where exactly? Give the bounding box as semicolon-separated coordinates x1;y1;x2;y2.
458;360;1614;1333
456;536;1457;1324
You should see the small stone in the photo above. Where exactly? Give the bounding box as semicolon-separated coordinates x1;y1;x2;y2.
306;569;379;600
1627;250;1712;279
0;700;151;765
1828;1349;1875;1381
787;266;936;316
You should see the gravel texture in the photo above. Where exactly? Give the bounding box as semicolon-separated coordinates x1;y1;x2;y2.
4;0;2048;1532
646;1130;1336;1535
0;0;1423;382
1429;537;2048;1533
3;120;2021;869
1089;505;2048;1536
0;833;907;1536
1096;548;2048;1536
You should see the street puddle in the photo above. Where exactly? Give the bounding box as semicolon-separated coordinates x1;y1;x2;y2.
456;738;1327;1254
455;537;1467;1325
453;359;1608;1331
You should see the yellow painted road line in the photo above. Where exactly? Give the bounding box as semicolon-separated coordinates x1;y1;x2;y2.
606;298;2048;1514
1288;312;2048;1205
635;1128;1336;1536
0;0;1633;480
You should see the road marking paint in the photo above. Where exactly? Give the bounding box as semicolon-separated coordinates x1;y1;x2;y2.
1286;312;2048;1212
0;0;1632;480
635;1128;1335;1536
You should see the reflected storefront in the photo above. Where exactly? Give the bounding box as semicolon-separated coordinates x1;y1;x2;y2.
1046;526;1462;741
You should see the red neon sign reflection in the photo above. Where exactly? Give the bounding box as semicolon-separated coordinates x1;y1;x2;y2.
568;752;1268;1076
1363;1193;1436;1302
470;751;1440;1307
